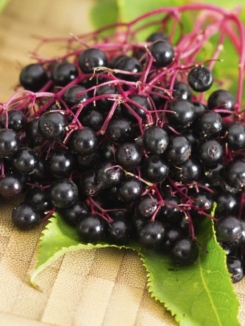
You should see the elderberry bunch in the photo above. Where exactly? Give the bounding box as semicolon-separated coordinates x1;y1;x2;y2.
2;5;245;283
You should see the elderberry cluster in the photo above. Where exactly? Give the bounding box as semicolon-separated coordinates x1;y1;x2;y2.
2;8;245;283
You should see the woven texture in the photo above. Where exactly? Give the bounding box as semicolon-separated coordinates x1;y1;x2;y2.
0;1;245;325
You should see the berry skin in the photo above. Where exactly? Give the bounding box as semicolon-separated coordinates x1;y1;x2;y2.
157;195;182;225
12;202;41;230
96;162;124;188
0;172;26;198
172;82;192;100
80;108;104;132
69;128;98;156
47;149;76;178
123;94;151;122
225;122;245;150
107;217;132;245
62;85;88;108
50;179;78;208
25;118;45;147
51;61;78;86
167;135;192;165
79;170;103;197
38;112;67;140
207;89;235;115
107;118;133;143
161;228;182;253
78;48;108;73
149;40;175;67
143;126;169;155
0;110;26;132
111;55;142;81
193;111;223;139
215;216;243;245
188;66;213;92
199;140;223;167
115;142;142;170
137;220;165;249
76;214;105;243
59;201;89;226
136;195;158;219
171;238;199;266
25;188;52;214
215;192;238;218
117;177;143;203
146;32;168;42
12;147;38;174
166;100;195;130
19;63;48;91
171;158;202;183
225;159;245;189
0;129;20;158
227;256;244;283
141;155;169;183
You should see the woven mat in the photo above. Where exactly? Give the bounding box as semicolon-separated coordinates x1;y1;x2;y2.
0;1;245;325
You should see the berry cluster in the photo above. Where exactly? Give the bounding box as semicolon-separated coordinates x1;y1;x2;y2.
2;5;245;282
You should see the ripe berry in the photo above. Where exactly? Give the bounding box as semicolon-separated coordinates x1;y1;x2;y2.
215;216;243;245
146;32;168;42
38;112;67;140
225;159;245;189
12;202;41;230
199;140;223;167
107;118;133;143
215;192;238;218
193;111;223;139
80;108;104;132
25;118;45;147
188;66;213;92
79;170;103;197
166;100;195;129
62;85;88;107
115;142;142;170
117;177;143;203
19;63;48;91
171;238;199;266
225;122;245;150
25;188;52;214
143;126;169;155
59;201;89;226
78;48;108;73
51;61;78;86
141;155;169;183
96;162;124;188
227;256;244;283
12;147;38;174
149;40;174;67
0;129;20;158
171;158;202;183
136;195;158;219
172;82;192;100
167;135;191;165
138;220;165;249
76;214;105;243
122;94;151;122
0;110;26;132
0;172;26;198
207;89;235;115
111;55;142;81
107;217;132;245
50;178;78;208
69;128;98;155
47;149;75;178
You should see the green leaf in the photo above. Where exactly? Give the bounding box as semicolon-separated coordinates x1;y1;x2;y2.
32;208;240;326
140;211;241;325
0;0;10;13
30;213;140;285
90;0;119;35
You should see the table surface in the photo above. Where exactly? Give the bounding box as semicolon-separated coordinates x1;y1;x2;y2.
0;1;245;325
